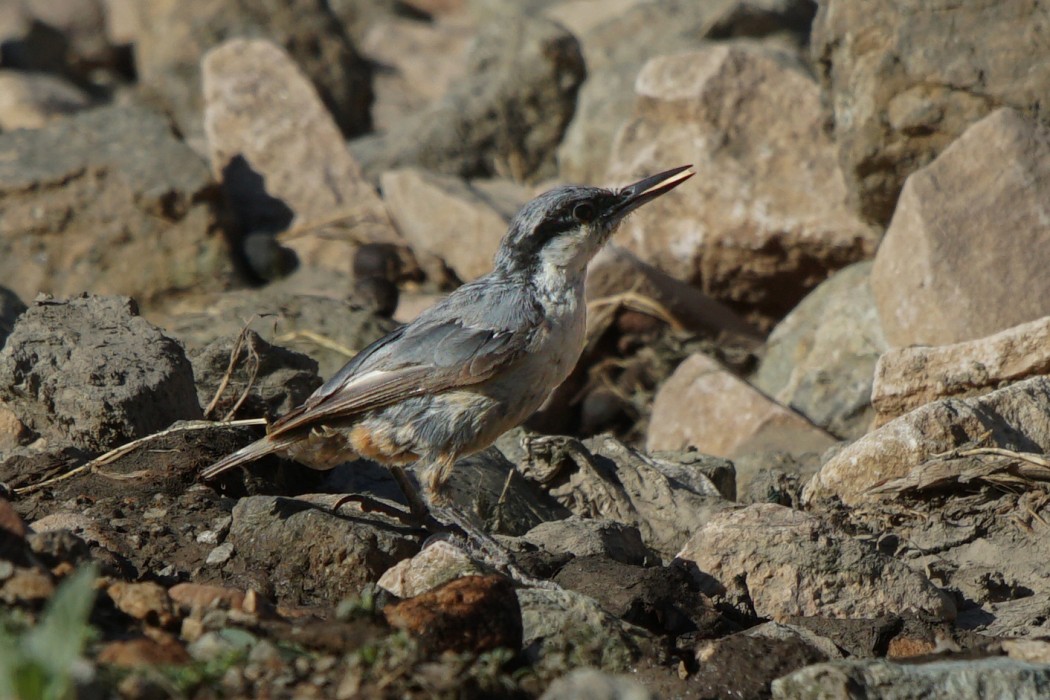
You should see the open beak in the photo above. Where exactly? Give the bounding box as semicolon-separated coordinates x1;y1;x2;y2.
609;164;695;222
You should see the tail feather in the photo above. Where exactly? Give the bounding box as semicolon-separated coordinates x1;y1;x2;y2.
200;437;286;480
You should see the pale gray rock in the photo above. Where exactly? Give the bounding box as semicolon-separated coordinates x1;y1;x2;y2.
773;657;1050;700
677;504;956;621
752;262;887;439
521;517;649;566
540;668;653;700
0;70;92;130
872;314;1050;426
0;295;202;452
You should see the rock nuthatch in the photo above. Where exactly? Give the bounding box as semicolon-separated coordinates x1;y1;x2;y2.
202;166;695;522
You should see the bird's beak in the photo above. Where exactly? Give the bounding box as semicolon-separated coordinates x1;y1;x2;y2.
609;165;695;222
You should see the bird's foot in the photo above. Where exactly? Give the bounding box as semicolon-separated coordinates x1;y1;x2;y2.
428;504;558;590
330;493;424;529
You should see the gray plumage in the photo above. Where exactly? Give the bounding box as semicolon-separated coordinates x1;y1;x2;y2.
201;166;694;513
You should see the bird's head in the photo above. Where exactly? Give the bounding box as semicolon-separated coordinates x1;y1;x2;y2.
494;165;695;281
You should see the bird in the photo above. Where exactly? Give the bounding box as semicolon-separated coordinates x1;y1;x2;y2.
201;165;695;524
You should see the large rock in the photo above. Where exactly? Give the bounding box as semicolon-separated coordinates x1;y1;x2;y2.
228;495;418;606
648;353;837;458
359;16;471;130
0;105;228;307
752;262;887;440
871;109;1050;347
554;0;816;182
872;315;1050;426
609;44;878;323
677;504;955;621
805;376;1050;507
812;0;1050;225
0;295;202;452
189;330;321;421
135;0;372;146
0;0;119;83
350;15;585;183
773;657;1050;700
380;168;529;281
202;38;400;276
155;287;398;379
516;434;733;559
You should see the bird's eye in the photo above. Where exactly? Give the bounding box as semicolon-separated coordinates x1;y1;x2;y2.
572;202;596;223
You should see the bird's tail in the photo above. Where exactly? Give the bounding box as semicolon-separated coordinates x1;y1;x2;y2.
200;436;288;481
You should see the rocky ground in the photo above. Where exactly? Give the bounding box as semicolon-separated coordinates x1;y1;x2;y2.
3;0;1050;698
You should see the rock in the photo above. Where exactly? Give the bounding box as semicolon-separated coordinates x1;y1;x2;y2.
107;581;177;628
206;543;235;566
380;169;529;281
0;105;229;307
0;70;92;130
693;626;832;699
648;353;837;458
168;582;246;613
554;556;722;637
0;567;54;604
812;0;1050;225
609;44;878;324
805;376;1050;506
521;517;649;566
383;574;522;654
741;621;844;660
228;496;418;606
156;288;398;380
517;585;652;671
555;0;816;182
871;109;1050;348
872;315;1050;426
97;634;191;667
540;668;653;700
350;15;584;182
752;262;887;439
0;287;26;350
202;38;401;277
359;17;471;129
517;435;732;559
586;245;762;341
0;295;202;452
190;330;321;421
676;504;956;621
772;657;1050;700
733;450;822;507
377;539;485;598
0;404;30;455
135;0;373;146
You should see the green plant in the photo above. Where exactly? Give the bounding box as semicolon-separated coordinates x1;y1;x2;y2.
0;564;99;700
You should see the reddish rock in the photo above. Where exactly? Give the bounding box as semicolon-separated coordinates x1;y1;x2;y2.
107;581;177;628
383;574;523;654
98;633;191;667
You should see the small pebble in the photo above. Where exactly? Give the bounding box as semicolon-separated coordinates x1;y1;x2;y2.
206;542;235;565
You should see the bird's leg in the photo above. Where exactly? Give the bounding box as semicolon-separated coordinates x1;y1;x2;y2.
388;464;430;525
422;455;555;589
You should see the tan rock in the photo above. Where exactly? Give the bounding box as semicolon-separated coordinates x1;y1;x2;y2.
608;44;878;324
381;168;529;281
677;504;955;621
805;376;1050;506
377;539;484;599
0;71;92;130
0;402;29;453
812;0;1050;224
873;315;1050;426
360;17;470;129
871;108;1050;348
168;582;246;612
202;38;401;274
648;353;836;458
107;581;177;628
0;567;54;604
97;633;191;667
